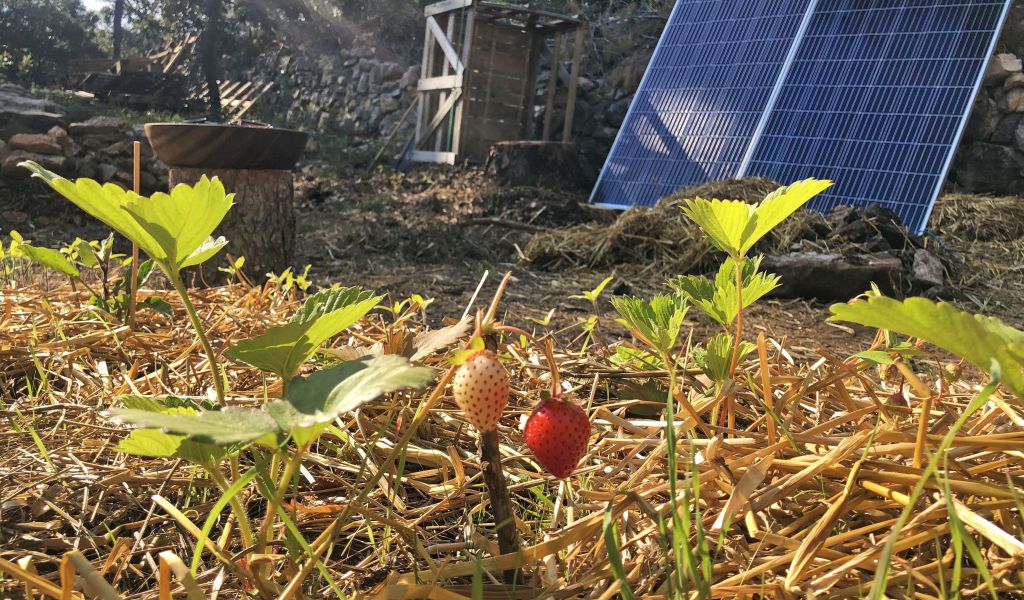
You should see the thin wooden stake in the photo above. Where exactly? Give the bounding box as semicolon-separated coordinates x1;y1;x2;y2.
127;141;141;327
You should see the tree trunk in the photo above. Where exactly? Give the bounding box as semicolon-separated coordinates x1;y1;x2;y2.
200;0;223;121
484;141;593;190
112;0;125;59
169;168;295;283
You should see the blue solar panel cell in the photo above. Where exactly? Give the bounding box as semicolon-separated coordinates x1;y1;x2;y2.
590;0;1013;234
590;0;811;209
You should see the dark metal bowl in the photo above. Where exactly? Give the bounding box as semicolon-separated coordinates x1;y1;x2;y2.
144;122;309;170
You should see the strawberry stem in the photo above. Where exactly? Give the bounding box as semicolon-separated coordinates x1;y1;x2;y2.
479;323;520;582
479;429;519;581
541;337;561;399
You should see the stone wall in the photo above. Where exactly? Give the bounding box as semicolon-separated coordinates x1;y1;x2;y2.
953;52;1024;195
248;46;419;143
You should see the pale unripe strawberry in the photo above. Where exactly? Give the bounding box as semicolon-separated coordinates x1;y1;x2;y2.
524;398;590;478
452;350;509;432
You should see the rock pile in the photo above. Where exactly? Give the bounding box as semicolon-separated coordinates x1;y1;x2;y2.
762;204;951;302
0;85;167;191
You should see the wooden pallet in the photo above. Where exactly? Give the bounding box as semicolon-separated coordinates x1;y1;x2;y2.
191;80;276;122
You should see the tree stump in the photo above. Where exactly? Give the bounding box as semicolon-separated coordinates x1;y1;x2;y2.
484;141;593;189
168;167;295;282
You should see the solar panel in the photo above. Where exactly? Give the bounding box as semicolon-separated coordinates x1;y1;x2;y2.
589;0;811;208
590;0;1013;234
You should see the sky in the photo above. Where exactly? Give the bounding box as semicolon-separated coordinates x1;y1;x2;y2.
82;0;108;11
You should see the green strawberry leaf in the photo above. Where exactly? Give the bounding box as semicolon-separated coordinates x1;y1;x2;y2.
71;238;99;268
140;296;174;318
611;294;689;354
693;333;755;383
178;236;229;269
268;355;434;446
108;405;281;446
115;396;227;465
610;346;665;371
21;161;234;272
110;357;433;449
122;176;233;270
290;286;379;324
669;256;780;328
681;178;831;257
227;296;380;377
16;243;80;278
21;161;166;261
830;296;1024;398
119;428;228;466
740;179;832;255
853;350;895;365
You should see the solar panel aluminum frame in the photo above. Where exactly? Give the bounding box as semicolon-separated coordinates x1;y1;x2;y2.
589;0;1015;235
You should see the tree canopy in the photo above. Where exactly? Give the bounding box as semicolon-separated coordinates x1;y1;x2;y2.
0;0;102;85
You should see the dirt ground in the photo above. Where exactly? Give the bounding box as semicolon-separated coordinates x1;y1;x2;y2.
5;163;1021;359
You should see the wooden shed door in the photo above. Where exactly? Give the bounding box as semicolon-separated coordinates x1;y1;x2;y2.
412;8;472;164
460;21;534;163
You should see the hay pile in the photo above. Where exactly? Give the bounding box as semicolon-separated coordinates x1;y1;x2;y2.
522;177;921;279
2;279;1023;598
931;193;1024;321
522;178;781;272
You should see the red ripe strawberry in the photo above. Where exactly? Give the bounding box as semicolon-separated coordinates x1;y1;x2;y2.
452;350;509;432
524;399;590;478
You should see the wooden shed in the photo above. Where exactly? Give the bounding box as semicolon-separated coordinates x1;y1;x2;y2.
410;0;585;164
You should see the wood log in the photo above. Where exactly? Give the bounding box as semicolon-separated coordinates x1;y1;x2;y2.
169;167;295;283
484;141;592;189
763;252;904;302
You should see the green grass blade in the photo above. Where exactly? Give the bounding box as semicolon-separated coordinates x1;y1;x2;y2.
191;467;259;574
602;501;636;600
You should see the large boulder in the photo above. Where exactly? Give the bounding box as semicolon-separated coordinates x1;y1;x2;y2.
984;53;1022;85
963;94;1000;141
991;113;1022;145
0;83;65;139
912;249;945;289
1000;87;1024;112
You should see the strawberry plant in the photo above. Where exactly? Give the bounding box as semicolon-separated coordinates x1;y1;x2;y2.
8;231;169;319
679;179;830;378
22;160;234;404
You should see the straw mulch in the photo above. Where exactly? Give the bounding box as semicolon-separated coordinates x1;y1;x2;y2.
1;281;1023;598
931;193;1024;322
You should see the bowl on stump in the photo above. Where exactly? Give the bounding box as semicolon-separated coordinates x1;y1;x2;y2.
145;122;309;281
